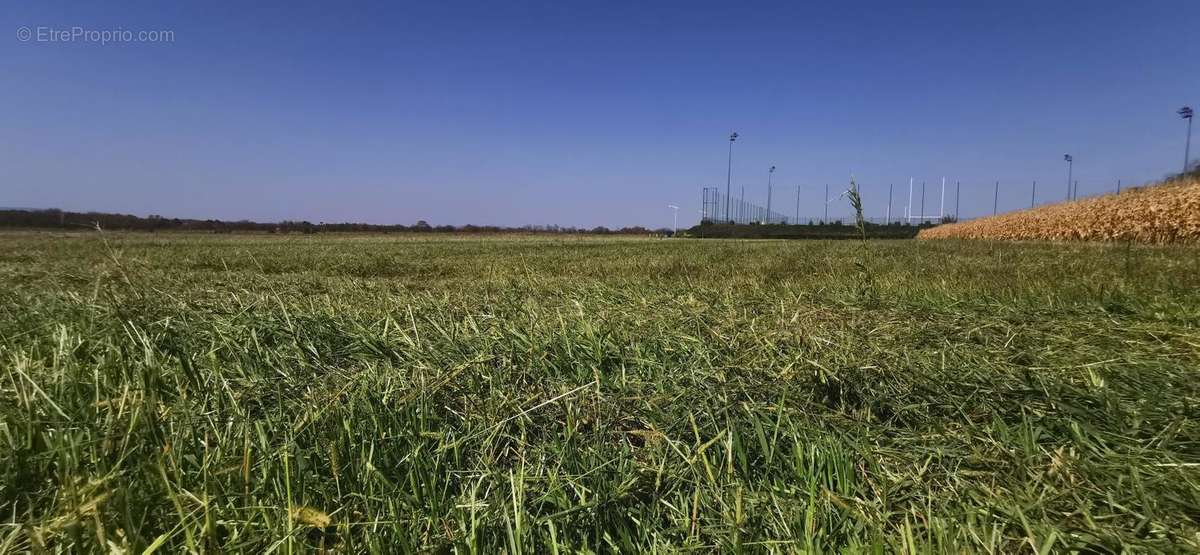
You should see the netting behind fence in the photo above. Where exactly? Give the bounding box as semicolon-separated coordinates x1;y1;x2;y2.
700;187;794;224
700;186;943;226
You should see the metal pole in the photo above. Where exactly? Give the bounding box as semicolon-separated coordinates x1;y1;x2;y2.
766;166;775;223
955;181;960;220
1074;180;1079;200
887;183;893;223
795;185;800;223
725;133;737;222
1117;179;1122;193
824;184;828;222
940;177;945;220
1065;157;1073;201
1031;180;1037;208
907;177;913;222
993;180;999;215
1181;106;1195;173
705;187;712;221
740;185;744;224
1186;115;1193;173
920;181;926;224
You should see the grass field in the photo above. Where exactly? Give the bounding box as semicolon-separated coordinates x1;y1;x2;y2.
2;232;1199;552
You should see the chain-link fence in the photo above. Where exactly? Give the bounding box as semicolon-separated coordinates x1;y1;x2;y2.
701;178;1130;228
701;186;943;226
701;187;794;224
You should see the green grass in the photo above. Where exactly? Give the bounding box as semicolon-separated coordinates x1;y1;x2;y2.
2;232;1199;552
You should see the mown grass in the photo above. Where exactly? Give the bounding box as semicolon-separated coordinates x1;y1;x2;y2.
1;232;1199;553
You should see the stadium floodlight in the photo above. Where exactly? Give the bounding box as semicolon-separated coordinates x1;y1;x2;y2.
1063;154;1073;200
766;166;776;223
667;205;679;235
1181;106;1194;173
725;132;738;223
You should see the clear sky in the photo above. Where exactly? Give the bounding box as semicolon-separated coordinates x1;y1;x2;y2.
3;1;1196;228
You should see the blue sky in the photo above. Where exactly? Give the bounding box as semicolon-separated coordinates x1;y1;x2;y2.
3;1;1196;227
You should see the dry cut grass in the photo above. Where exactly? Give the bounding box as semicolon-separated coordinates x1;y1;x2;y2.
918;178;1200;244
2;233;1200;552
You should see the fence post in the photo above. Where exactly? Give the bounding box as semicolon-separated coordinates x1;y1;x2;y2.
920;181;926;224
887;184;893;223
795;185;800;223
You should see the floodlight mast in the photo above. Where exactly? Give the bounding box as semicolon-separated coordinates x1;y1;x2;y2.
1181;106;1194;173
766;166;776;223
725;132;738;223
1063;154;1073;200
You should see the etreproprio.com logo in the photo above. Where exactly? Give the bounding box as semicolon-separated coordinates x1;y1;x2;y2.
16;26;175;44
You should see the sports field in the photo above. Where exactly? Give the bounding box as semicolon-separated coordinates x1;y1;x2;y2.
2;232;1198;552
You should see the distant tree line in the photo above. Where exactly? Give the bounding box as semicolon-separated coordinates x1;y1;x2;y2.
0;209;671;235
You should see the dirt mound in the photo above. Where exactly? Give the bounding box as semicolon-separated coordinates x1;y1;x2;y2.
918;178;1200;244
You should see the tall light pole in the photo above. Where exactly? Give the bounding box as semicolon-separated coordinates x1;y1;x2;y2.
766;166;776;223
1063;154;1073;201
667;205;679;235
1180;106;1194;173
795;185;801;224
725;132;738;222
